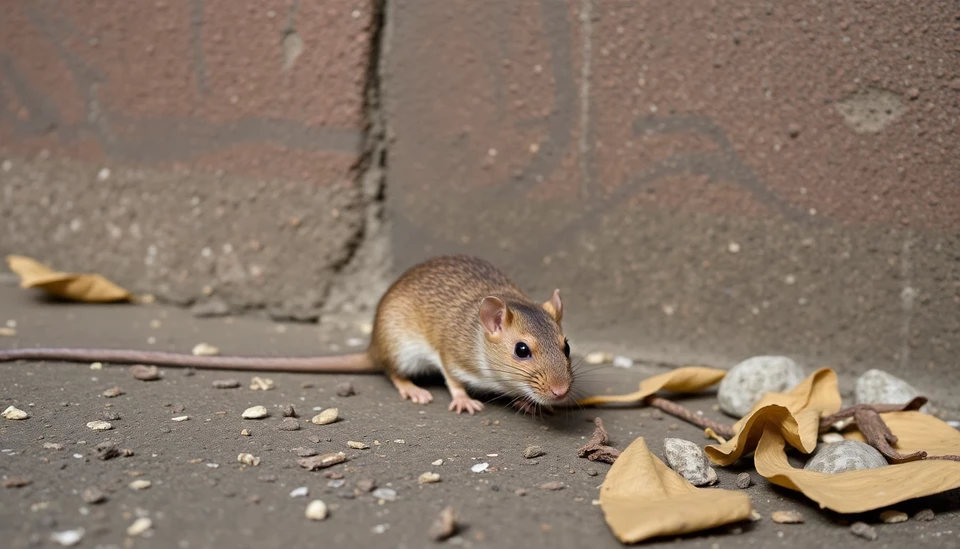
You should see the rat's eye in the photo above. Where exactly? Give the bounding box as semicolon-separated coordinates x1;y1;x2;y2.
514;342;531;359
563;339;570;358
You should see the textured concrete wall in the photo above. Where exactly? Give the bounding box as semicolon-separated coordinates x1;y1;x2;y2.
0;0;387;318
384;1;960;381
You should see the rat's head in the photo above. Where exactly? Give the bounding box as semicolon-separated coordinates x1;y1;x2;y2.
477;290;573;406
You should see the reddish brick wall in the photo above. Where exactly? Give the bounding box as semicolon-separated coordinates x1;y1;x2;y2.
385;1;960;384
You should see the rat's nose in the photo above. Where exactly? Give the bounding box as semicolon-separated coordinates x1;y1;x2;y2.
550;384;570;399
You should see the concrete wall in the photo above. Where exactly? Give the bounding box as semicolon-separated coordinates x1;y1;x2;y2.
383;1;959;380
2;1;958;383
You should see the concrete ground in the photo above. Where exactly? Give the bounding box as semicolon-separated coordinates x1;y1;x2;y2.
1;281;958;549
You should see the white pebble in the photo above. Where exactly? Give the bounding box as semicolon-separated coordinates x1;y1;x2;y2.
97;168;111;181
346;337;364;347
237;453;261;466
1;160;11;172
305;499;329;520
2;406;29;420
584;351;613;365
90;362;103;370
290;486;309;498
717;356;806;418
50;528;85;546
663;438;717;486
129;479;152;490
86;420;113;431
855;369;930;413
171;416;189;422
471;462;489;473
612;356;634;369
819;433;846;444
432;459;444;466
419;472;441;484
311;408;338;425
804;440;887;474
372;488;397;501
242;406;268;419
126;517;152;537
191;343;220;356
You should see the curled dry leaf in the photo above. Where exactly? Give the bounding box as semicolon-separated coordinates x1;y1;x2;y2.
577;366;727;407
6;255;132;303
598;437;753;544
704;368;960;514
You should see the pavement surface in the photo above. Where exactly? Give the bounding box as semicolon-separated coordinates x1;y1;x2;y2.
1;281;958;549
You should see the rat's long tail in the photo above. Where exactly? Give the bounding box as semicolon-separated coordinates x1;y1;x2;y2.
0;348;379;373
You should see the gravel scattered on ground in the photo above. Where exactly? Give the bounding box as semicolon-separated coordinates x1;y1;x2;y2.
850;522;878;541
130;364;160;381
312;408;339;425
524;445;545;459
242;406;268;419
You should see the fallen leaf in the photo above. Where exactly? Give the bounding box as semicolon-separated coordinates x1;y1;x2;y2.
704;369;960;514
577;366;727;406
6;255;131;303
705;368;841;467
599;437;753;544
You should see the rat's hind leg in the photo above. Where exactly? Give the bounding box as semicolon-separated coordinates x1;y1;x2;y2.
389;373;433;405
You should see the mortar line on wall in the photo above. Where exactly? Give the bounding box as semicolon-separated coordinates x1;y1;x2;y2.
898;230;916;371
578;0;593;199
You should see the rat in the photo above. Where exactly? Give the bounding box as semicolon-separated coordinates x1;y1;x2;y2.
0;255;574;415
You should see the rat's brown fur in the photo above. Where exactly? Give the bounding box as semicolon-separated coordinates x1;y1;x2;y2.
0;255;573;415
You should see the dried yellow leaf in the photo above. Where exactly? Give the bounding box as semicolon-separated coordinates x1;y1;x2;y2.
843;411;960;456
599;437;753;544
6;255;131;302
577;366;727;406
705;368;841;467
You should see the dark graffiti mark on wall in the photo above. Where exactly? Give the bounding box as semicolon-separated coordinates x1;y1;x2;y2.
0;3;362;163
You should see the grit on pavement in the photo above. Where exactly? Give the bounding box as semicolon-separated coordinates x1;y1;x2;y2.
1;283;958;549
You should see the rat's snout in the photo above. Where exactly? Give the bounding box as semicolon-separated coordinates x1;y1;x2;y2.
549;382;570;399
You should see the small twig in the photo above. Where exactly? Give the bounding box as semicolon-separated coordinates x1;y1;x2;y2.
852;407;926;463
577;417;621;463
818;397;927;431
645;396;735;439
926;454;960;462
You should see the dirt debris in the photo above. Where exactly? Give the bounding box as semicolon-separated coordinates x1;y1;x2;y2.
428;506;459;542
298;452;347;471
130;364;160;381
850;521;878;541
577;417;621;463
336;382;356;397
771;510;804;524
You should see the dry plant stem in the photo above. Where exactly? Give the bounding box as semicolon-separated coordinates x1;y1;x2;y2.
853;407;926;463
645;396;735;439
578;417;622;464
818;397;927;431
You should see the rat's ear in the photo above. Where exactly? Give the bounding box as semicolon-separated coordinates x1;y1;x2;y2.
479;296;510;336
542;289;563;323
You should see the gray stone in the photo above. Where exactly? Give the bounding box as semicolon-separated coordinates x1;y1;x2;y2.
803;440;887;474
717;356;806;418
855;369;930;413
663;438;716;486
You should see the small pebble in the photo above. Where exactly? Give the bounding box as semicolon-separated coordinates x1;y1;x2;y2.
237;453;261;466
305;499;329;520
523;445;545;459
471;463;489;473
804;440;887;474
428;506;459;541
819;432;846;444
212;379;241;389
130;364;160;381
663;438;716;486
850;521;878;541
278;418;300;431
586;469;599;477
102;410;121;421
336;382;356;397
249;376;275;390
372;488;397;501
242;406;268;419
540;481;565;491
290;486;309;498
356;479;377;493
171;416;189;422
612;356;634;368
880;510;908;524
240;429;251;436
771;510;804;524
419;472;441;484
298;452;347;470
312;408;339;425
394;439;406;444
129;479;152;490
50;529;85;547
126;517;152;537
102;386;124;398
2;406;29;420
90;362;103;370
295;447;318;457
281;404;297;417
43;443;64;451
736;472;752;489
86;421;113;431
258;474;278;483
914;508;935;521
192;343;220;356
348;441;369;450
514;488;527;496
584;351;613;365
432;459;444;466
3;476;31;488
328;479;346;488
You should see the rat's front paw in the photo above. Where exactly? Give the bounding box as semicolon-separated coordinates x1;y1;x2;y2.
449;395;484;415
399;385;433;405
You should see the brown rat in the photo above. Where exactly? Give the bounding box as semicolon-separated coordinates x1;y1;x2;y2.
0;255;574;415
